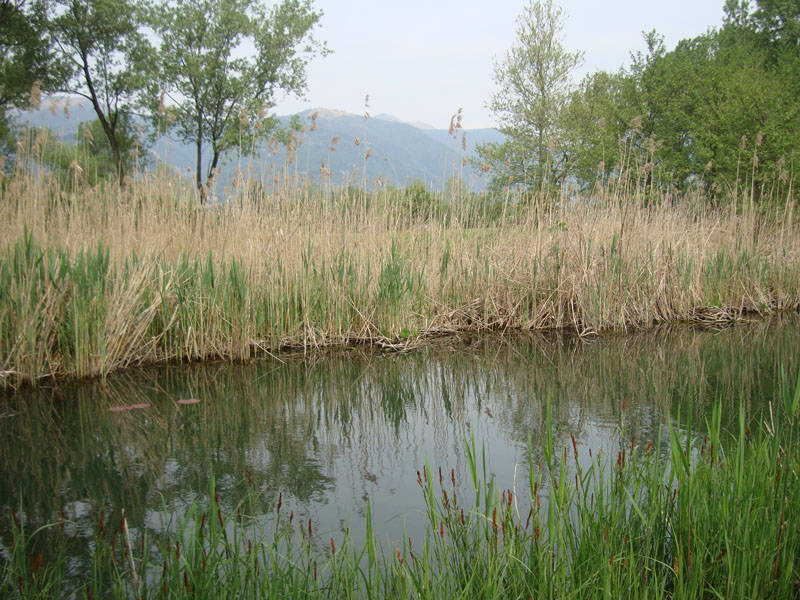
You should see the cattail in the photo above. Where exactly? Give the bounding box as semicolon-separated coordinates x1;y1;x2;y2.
461;157;467;167
740;134;747;150
396;548;403;564
330;537;336;554
629;115;643;131
461;132;467;151
365;148;372;160
756;131;763;147
354;137;360;146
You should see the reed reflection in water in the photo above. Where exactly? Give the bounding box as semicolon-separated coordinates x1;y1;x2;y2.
0;315;797;573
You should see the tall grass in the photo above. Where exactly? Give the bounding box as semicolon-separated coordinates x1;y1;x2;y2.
3;370;799;598
1;130;799;388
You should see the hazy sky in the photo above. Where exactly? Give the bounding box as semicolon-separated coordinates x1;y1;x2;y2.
273;0;726;129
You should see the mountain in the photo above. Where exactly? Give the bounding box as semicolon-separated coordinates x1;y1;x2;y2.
18;99;505;191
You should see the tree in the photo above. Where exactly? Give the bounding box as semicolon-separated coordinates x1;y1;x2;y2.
478;0;583;193
152;0;327;203
47;0;154;184
561;69;640;190
0;0;62;151
623;15;799;201
751;0;800;53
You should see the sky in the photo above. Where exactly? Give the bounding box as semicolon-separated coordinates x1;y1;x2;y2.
273;0;726;129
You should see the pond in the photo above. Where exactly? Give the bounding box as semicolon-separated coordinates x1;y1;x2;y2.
1;314;798;577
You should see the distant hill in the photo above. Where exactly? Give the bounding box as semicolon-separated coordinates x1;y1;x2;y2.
17;98;505;192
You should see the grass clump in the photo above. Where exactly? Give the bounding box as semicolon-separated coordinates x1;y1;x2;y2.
3;371;800;598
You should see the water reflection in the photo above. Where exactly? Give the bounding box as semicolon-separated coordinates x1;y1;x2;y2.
1;315;797;571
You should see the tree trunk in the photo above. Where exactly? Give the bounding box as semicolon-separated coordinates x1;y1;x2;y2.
81;53;125;187
205;148;221;202
196;134;205;204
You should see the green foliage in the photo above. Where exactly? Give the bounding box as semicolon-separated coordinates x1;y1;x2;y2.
47;0;155;182
622;20;800;201
0;0;64;152
486;0;799;204
478;0;583;193
151;0;328;202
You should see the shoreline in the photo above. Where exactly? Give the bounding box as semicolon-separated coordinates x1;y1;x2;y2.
2;305;796;394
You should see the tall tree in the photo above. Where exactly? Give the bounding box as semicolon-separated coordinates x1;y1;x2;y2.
477;0;583;193
153;0;327;203
625;15;799;200
48;0;154;184
561;68;640;190
0;0;62;150
752;0;800;52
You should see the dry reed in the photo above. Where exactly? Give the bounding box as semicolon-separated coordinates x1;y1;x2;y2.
0;140;798;388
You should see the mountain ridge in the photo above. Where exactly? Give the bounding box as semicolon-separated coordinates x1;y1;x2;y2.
19;99;505;190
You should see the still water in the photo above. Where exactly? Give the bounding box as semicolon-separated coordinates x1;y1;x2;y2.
1;315;798;569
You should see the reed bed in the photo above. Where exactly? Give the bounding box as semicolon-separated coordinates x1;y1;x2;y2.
3;370;799;598
1;145;799;388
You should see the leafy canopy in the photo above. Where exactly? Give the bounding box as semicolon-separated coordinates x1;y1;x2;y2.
47;0;155;182
152;0;327;201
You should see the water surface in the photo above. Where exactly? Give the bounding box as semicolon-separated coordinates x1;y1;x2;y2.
1;315;798;571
